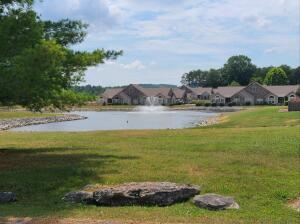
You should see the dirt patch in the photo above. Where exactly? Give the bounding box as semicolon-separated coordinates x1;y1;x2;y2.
287;197;300;212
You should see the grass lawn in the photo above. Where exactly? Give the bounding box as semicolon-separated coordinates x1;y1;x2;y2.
0;111;57;120
0;106;299;223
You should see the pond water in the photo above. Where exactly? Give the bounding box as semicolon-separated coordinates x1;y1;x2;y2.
11;108;217;132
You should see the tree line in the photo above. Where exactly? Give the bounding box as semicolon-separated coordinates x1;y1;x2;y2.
181;55;300;88
0;0;122;111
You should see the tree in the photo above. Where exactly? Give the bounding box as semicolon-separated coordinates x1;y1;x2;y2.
181;69;223;88
206;69;224;88
222;55;257;86
230;81;240;86
290;66;300;85
181;70;207;87
264;67;288;85
0;0;122;111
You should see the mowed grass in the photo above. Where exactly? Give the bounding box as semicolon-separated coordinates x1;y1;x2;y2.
0;107;299;223
0;111;57;120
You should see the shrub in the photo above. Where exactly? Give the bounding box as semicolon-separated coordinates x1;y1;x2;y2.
228;102;236;107
204;102;211;107
245;101;251;106
284;102;288;106
193;100;210;106
170;102;183;106
211;103;217;107
219;103;225;107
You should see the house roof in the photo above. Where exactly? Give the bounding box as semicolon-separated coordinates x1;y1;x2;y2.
171;88;185;98
128;84;172;97
263;85;299;97
189;87;213;95
102;88;123;98
213;86;244;98
141;87;171;97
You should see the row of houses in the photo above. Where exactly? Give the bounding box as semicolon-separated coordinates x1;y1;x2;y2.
101;82;299;106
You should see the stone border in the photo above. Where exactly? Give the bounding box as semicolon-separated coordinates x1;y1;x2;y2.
0;114;87;131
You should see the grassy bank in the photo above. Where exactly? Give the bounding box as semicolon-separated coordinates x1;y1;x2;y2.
0;111;57;120
0;107;299;223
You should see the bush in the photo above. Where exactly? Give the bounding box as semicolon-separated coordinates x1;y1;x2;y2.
284;102;288;106
170;102;183;106
204;102;211;107
193;100;210;106
245;101;251;106
219;103;225;107
228;102;236;107
211;103;217;107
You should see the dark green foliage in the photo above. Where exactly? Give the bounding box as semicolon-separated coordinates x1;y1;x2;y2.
0;0;122;111
229;81;240;86
222;55;256;86
181;55;298;87
73;85;106;96
181;69;223;87
264;67;288;85
44;19;88;47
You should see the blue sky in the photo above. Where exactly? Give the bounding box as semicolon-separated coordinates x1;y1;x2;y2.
35;0;300;86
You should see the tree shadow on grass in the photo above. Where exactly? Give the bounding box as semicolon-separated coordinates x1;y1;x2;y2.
0;147;139;217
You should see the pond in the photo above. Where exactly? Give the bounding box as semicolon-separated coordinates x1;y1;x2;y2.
11;107;217;132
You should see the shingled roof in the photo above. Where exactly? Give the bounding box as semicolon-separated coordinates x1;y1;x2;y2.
263;85;299;97
213;86;244;98
189;87;213;95
102;88;123;98
171;88;185;98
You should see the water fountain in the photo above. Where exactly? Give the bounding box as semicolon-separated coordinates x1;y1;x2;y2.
136;96;166;112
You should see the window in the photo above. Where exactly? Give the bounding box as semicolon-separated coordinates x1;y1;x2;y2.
256;98;263;104
268;95;275;104
289;95;295;101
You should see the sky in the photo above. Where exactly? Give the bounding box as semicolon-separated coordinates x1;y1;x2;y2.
35;0;300;86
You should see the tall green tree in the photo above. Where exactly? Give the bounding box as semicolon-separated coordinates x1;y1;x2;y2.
0;0;122;111
222;55;257;86
290;66;300;85
264;67;288;85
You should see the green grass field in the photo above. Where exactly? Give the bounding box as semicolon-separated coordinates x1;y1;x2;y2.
0;111;57;120
0;107;299;223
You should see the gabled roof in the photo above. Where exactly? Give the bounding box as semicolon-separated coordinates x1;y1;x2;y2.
102;88;123;98
171;88;185;98
213;86;244;98
263;85;299;97
189;87;213;95
131;84;173;98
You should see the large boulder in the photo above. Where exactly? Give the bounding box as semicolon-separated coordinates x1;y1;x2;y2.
62;191;93;204
93;182;200;207
0;192;16;203
64;182;200;207
193;193;239;210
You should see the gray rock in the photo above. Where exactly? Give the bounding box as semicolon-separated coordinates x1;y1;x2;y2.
0;192;16;203
62;191;94;204
193;193;239;210
93;182;200;207
0;114;86;131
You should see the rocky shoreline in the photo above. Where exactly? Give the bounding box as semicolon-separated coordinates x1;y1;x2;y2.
0;114;87;131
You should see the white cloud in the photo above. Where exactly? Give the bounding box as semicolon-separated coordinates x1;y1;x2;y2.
123;60;146;70
36;0;300;85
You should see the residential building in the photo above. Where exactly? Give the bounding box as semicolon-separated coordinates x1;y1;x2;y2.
101;82;299;106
